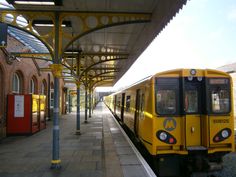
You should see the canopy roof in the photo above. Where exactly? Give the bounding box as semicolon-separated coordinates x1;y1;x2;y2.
1;0;188;88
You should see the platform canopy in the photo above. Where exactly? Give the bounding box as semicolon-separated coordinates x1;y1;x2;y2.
1;0;188;88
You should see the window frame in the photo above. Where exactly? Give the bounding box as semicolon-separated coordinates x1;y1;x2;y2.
41;80;47;95
125;95;131;112
183;77;206;115
50;89;54;108
12;72;20;94
155;78;180;116
184;89;199;114
30;78;35;94
207;78;231;115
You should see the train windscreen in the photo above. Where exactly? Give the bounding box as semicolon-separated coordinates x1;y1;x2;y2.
155;77;231;116
155;78;180;115
207;78;231;114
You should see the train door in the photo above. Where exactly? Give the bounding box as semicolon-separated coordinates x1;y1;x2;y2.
134;89;141;136
184;78;204;147
121;93;125;122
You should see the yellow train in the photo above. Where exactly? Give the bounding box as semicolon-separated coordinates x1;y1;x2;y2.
105;69;234;176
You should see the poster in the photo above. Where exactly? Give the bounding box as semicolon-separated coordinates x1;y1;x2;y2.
14;95;24;117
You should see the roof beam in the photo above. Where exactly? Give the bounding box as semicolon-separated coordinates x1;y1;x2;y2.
10;52;51;58
79;57;127;80
0;9;151;53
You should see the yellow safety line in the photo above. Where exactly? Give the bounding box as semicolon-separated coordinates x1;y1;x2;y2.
51;160;61;164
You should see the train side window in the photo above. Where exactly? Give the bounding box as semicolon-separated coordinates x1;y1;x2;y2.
117;100;121;107
126;95;131;112
141;93;145;112
140;93;145;118
156;90;176;114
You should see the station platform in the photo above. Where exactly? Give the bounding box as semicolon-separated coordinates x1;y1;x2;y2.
0;102;155;177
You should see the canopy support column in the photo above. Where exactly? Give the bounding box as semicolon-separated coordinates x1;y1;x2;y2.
51;13;61;169
68;90;72;113
84;72;88;123
89;87;92;118
75;52;81;134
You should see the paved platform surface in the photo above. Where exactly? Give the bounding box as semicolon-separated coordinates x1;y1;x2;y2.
0;102;153;177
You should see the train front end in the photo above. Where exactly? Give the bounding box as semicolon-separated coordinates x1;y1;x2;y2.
151;69;234;176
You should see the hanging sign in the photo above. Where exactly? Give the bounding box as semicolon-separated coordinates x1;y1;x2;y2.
0;23;8;47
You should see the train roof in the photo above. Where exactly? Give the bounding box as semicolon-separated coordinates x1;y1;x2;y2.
115;75;153;93
111;68;231;95
153;68;231;78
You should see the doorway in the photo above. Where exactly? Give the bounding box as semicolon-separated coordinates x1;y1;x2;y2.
184;79;203;147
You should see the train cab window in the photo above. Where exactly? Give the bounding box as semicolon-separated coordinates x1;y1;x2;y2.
185;90;198;113
211;89;230;113
156;90;176;114
155;78;179;115
208;78;230;114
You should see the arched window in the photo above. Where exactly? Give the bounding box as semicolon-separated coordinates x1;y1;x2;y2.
30;76;38;94
50;82;54;108
12;72;21;93
41;79;47;95
30;79;35;93
50;82;54;89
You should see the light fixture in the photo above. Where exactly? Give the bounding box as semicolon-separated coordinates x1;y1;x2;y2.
66;57;76;60
6;0;62;6
64;51;79;54
32;20;71;27
14;1;54;5
190;69;196;75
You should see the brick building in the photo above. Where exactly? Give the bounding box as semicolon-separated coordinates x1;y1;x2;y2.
0;31;67;139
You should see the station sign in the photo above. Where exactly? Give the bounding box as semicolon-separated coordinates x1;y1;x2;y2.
0;23;8;47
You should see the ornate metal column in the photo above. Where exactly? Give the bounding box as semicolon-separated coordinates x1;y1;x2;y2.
51;12;61;169
76;53;81;135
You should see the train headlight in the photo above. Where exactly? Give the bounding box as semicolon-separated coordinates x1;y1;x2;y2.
197;77;203;81
188;76;193;81
156;130;177;144
159;132;167;141
213;128;232;143
221;130;229;138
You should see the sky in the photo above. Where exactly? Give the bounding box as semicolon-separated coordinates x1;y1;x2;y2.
96;0;236;92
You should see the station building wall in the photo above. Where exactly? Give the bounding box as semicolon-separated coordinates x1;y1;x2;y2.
0;35;67;139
